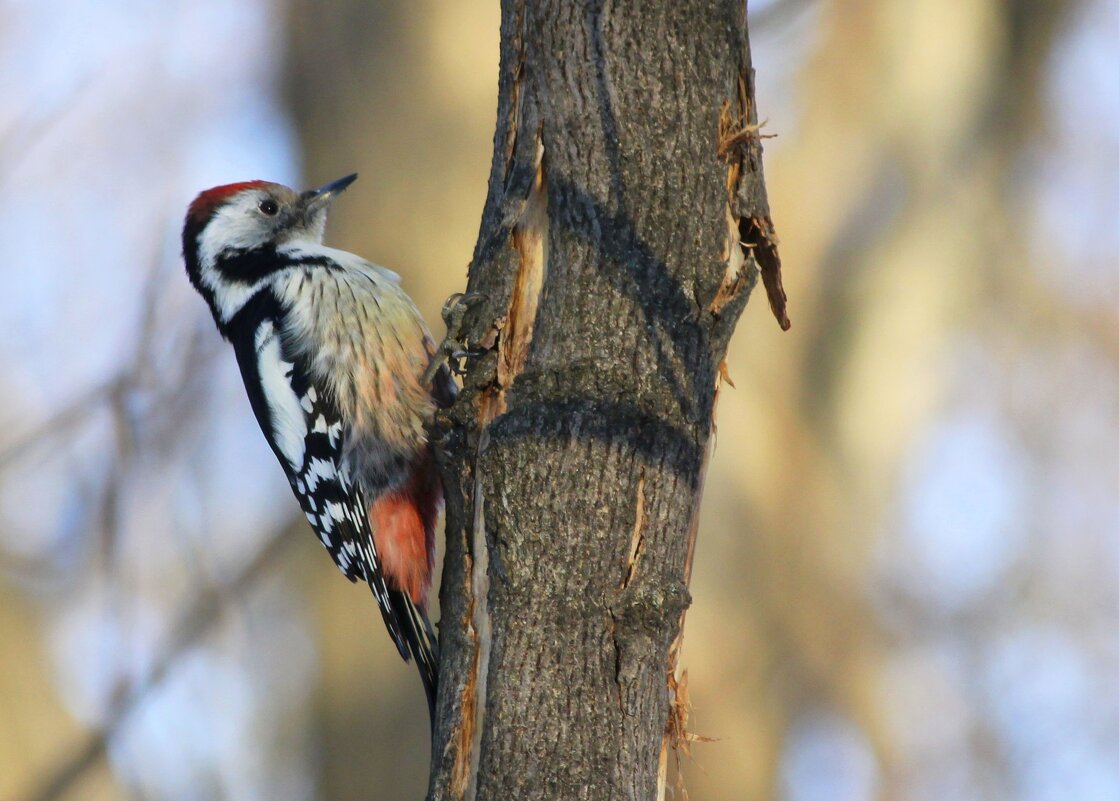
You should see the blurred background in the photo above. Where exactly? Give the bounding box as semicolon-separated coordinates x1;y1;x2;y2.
1;0;1117;799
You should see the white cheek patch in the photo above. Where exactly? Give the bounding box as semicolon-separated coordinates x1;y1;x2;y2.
254;321;307;472
198;200;274;321
200;201;272;262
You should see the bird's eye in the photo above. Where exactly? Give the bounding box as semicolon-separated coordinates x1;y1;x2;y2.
258;199;279;216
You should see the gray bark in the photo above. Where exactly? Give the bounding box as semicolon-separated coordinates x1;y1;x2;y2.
428;2;782;799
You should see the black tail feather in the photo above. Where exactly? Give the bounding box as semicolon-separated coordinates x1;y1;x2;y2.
388;589;439;731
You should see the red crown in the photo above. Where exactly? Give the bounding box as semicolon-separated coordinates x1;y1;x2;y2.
187;180;272;223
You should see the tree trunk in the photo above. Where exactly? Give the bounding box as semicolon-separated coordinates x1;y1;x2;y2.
428;2;782;799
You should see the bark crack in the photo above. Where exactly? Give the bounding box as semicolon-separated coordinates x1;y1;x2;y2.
709;202;753;317
451;429;495;801
656;433;715;801
621;470;647;590
499;136;548;394
501;0;528;178
608;610;627;715
610;470;650;718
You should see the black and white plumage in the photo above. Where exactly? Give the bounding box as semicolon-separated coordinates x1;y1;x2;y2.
182;175;452;724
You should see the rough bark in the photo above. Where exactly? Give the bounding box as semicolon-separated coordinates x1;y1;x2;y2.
428;2;780;799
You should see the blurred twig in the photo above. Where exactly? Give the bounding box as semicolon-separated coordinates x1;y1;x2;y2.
16;525;299;801
0;380;118;470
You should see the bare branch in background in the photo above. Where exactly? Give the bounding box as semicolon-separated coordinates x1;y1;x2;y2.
17;526;298;801
0;380;117;471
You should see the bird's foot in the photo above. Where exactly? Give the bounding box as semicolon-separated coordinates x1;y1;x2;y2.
423;291;486;384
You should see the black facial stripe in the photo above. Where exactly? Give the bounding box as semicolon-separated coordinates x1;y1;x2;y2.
285;254;343;270
216;247;343;284
215;244;281;283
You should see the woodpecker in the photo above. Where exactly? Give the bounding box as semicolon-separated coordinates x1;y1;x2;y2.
182;174;454;724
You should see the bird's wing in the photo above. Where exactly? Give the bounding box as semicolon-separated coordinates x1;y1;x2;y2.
232;315;437;687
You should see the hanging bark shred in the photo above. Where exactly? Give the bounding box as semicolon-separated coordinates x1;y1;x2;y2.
717;77;791;331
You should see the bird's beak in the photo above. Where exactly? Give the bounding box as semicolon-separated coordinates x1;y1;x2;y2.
301;173;358;216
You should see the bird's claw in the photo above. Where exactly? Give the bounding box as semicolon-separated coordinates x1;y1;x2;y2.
448;346;488;375
441;291;486;329
423;291;487;385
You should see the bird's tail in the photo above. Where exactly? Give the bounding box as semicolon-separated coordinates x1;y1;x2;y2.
388;588;439;729
366;453;441;728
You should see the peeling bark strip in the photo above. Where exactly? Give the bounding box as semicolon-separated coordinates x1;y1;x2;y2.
461;433;494;801
429;2;778;799
501;138;548;392
621;471;647;591
718;76;790;331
